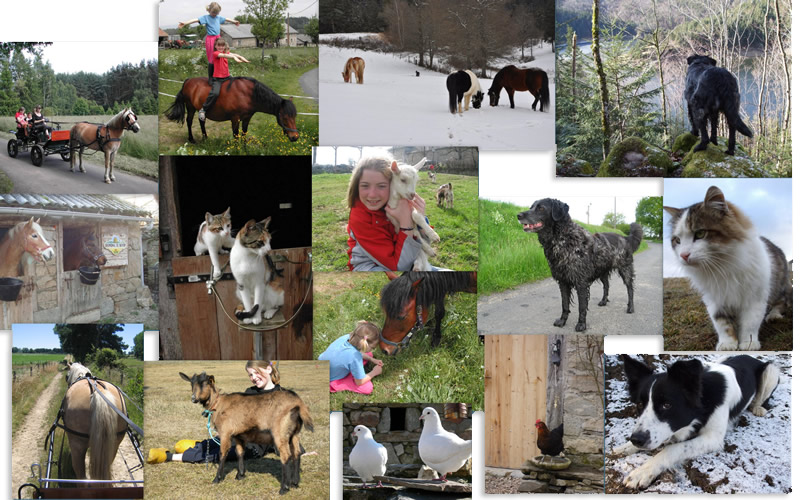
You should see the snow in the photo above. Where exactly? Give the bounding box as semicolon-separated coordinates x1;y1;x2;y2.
605;354;792;494
319;39;555;150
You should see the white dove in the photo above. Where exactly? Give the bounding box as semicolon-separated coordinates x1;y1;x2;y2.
349;425;388;488
418;406;472;482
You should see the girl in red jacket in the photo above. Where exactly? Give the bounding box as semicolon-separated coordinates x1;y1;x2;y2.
346;156;428;271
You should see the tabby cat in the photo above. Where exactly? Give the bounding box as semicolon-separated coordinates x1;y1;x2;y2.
230;217;284;325
194;207;235;279
664;186;791;350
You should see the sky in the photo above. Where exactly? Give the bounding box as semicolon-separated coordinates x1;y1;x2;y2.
314;146;391;165
663;178;792;277
12;324;144;351
37;42;157;75
158;0;319;28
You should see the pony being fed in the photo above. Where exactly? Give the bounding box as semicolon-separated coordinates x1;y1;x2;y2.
342;57;365;84
446;70;482;114
488;65;549;111
164;77;299;143
69;108;140;184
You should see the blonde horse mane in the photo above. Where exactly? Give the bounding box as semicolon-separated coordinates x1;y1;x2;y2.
66;361;92;386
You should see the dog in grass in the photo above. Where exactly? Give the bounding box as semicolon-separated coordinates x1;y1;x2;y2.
517;198;643;331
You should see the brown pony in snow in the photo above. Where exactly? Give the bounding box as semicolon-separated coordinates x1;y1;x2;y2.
342;57;365;84
488;66;549;112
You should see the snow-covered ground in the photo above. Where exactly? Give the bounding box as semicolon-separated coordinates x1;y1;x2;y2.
320;36;555;150
605;354;792;494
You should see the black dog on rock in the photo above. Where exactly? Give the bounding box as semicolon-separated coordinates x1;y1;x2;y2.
518;199;643;332
684;55;752;155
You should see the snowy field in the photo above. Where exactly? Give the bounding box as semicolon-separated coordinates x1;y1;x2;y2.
319;35;555;150
605;354;792;494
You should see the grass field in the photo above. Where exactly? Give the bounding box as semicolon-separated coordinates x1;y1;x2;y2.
12;363;60;437
314;272;483;411
144;361;329;499
312;173;479;271
478;198;649;295
663;277;793;351
12;353;65;366
0;115;158;179
158;47;319;156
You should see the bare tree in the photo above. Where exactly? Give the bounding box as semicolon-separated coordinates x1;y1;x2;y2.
591;0;611;158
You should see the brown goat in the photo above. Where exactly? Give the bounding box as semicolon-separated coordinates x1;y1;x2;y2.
179;372;314;494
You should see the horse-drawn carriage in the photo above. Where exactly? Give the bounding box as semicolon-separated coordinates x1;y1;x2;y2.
7;121;72;167
18;362;144;499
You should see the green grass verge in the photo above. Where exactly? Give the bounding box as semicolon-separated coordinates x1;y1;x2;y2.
314;273;483;411
663;277;792;351
312;173;479;271
158;47;319;155
478;198;649;295
12;353;64;365
0;168;13;193
12;366;59;438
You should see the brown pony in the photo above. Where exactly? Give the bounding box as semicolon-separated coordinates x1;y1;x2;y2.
0;218;55;277
378;271;477;355
487;66;549;112
69;108;140;184
164;77;299;143
61;361;128;482
342;57;365;84
64;231;108;271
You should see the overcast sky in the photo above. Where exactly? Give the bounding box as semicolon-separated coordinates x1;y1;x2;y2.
663;178;792;277
38;42;157;75
314;146;391;166
158;0;319;28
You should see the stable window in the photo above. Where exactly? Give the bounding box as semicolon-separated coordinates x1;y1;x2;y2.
63;224;103;272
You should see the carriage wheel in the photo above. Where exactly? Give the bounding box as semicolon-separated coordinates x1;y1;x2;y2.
7;140;18;158
31;145;44;167
60;149;71;162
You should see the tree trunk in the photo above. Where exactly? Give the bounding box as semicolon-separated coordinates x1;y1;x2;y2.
756;2;770;161
652;0;668;147
774;0;790;148
591;0;611;159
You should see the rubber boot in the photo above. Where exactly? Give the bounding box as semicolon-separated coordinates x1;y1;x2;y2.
147;448;170;464
175;439;200;453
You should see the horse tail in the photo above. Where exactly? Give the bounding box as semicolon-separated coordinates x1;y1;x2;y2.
89;389;118;480
540;71;550;112
164;80;188;124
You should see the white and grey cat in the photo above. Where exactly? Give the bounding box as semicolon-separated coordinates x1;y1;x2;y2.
194;207;235;280
230;217;284;325
665;186;792;351
385;157;440;271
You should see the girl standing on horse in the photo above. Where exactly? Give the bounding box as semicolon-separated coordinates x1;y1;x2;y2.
318;321;383;395
197;37;249;121
346;156;429;271
178;2;240;84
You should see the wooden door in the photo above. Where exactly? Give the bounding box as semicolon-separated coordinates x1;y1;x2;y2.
61;270;102;321
0;276;34;328
484;334;548;468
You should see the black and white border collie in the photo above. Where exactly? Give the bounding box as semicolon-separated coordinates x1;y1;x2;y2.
613;354;780;489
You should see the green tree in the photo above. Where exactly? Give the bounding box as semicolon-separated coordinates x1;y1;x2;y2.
244;0;290;59
635;196;663;239
602;212;626;229
132;331;143;360
54;324;127;363
305;16;319;44
0;61;17;115
93;348;120;370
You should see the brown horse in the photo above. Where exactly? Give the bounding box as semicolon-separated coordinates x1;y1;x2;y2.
61;361;128;482
0;218;55;277
64;231;108;272
487;66;549;112
70;108;140;184
378;271;477;355
342;57;365;84
164;77;299;143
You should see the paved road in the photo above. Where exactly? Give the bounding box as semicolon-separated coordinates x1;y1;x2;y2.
0;151;157;194
300;67;319;99
478;243;663;335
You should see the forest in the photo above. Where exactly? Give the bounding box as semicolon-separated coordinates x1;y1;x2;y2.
321;0;555;74
0;44;158;117
556;0;791;177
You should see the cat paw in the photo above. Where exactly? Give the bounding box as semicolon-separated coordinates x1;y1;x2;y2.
263;308;279;319
716;339;739;351
751;405;767;417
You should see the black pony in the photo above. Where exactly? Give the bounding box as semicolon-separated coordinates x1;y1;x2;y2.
446;70;481;114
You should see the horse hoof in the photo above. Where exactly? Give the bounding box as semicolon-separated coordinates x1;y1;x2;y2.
104;179;111;184
80;169;86;173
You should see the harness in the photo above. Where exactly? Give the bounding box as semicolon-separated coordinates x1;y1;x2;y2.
277;112;298;135
78;111;138;150
379;304;424;354
47;375;144;446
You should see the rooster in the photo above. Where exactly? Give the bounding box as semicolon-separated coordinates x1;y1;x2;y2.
535;419;565;457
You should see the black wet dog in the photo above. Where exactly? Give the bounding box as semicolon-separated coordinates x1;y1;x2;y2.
518;199;643;332
684;55;752;155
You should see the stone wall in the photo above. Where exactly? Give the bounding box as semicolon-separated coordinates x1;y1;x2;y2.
562;335;604;462
141;226;159;300
343;403;472;468
100;222;153;319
